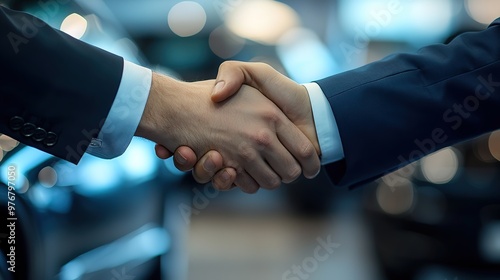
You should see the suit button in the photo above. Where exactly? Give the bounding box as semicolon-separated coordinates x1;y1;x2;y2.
32;128;47;142
21;123;36;137
44;132;58;147
9;117;24;131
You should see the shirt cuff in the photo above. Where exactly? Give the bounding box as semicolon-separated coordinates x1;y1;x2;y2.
303;82;345;165
85;60;152;159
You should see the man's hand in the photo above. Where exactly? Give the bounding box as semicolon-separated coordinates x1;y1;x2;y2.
136;72;319;193
158;61;322;191
212;61;320;154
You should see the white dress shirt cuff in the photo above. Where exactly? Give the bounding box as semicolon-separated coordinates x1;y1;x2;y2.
303;82;345;165
85;60;152;159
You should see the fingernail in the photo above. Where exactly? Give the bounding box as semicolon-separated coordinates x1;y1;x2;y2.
212;81;225;96
175;152;187;165
203;157;216;172
220;170;230;183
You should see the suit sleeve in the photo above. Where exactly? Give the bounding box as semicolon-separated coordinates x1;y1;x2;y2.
0;6;123;164
317;19;500;188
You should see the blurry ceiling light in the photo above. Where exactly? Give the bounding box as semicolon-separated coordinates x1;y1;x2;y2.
38;166;58;188
60;13;88;39
376;179;415;215
0;135;19;152
488;130;500;161
118;138;157;182
421;148;459;184
168;1;207;37
338;0;453;45
209;25;246;59
409;0;453;33
74;158;121;196
226;0;300;45
277;28;338;83
60;225;170;280
466;0;500;25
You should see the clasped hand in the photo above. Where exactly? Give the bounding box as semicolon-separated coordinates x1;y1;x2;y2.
141;62;321;193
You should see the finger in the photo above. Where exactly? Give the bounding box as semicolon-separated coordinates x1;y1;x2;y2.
191;150;224;184
248;129;302;184
234;170;260;194
237;140;283;190
173;146;199;171
212;168;237;191
155;144;173;159
276;118;321;179
211;61;247;103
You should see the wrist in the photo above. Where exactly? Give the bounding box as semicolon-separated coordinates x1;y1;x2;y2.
135;72;178;143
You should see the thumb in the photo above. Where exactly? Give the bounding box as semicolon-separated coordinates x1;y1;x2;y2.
211;61;247;103
214;61;304;116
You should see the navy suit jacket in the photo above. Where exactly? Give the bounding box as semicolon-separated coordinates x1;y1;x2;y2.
0;6;123;163
318;19;500;188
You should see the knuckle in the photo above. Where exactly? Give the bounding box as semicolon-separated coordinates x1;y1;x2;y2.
212;178;228;191
262;110;280;124
239;149;256;163
252;130;273;147
299;141;316;160
284;165;301;183
219;60;233;69
238;142;256;163
267;178;281;189
262;173;281;190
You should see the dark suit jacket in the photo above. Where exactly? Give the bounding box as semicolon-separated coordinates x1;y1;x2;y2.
0;6;123;164
318;19;500;188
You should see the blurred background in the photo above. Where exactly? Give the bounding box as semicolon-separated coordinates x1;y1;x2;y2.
0;0;500;279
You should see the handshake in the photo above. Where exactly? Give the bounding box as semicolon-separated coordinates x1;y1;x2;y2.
135;61;322;194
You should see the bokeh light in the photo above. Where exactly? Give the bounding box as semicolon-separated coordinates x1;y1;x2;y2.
226;0;300;45
168;1;207;37
488;130;500;161
209;25;246;59
474;135;497;163
277;28;339;83
39;166;58;188
466;0;500;25
17;174;30;194
60;13;88;39
421;148;459;184
376;179;415;215
118;138;157;182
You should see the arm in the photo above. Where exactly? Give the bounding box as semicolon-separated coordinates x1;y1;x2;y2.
0;6;320;192
0;6;122;163
319;19;500;188
193;18;500;189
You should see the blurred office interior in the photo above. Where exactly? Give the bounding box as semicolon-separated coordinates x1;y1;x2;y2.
1;0;500;279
